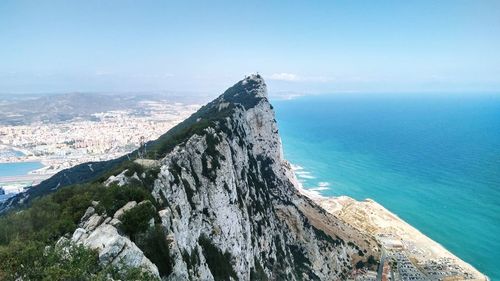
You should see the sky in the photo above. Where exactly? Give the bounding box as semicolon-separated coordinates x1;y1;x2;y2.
1;0;500;96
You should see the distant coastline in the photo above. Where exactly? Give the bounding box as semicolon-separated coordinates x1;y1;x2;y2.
0;161;47;201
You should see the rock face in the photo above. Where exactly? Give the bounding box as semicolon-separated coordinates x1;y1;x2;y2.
71;75;379;280
70;201;160;278
151;75;378;280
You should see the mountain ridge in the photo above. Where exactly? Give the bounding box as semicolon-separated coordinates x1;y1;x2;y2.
0;75;486;280
0;74;379;280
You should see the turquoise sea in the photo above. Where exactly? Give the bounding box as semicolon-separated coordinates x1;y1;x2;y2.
0;162;43;201
273;94;500;280
0;162;43;178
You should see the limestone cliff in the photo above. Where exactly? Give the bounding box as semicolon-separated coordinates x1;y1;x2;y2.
69;75;379;280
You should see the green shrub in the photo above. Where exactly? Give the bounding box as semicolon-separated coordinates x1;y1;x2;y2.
250;258;268;281
98;183;151;216
136;225;172;277
0;239;99;281
0;239;160;281
120;201;156;239
0;183;102;245
0;178;162;280
198;235;237;281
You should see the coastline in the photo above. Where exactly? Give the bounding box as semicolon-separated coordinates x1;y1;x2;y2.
316;196;488;281
0;160;50;199
287;161;488;281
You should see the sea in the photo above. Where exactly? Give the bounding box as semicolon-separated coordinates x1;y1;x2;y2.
0;161;43;201
273;93;500;280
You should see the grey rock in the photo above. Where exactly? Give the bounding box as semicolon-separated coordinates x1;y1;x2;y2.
80;206;95;223
109;218;121;227
81;213;103;232
67;75;378;281
71;228;87;242
113;201;137;219
146;75;378;280
73;219;160;278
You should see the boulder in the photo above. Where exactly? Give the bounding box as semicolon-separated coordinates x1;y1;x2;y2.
113;201;137;219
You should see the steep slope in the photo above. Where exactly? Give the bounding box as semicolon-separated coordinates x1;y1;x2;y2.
0;75;380;280
68;74;379;280
0;157;127;213
1;75;488;281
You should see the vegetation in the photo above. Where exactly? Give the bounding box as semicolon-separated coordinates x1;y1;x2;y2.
148;101;235;160
120;200;156;239
0;239;98;280
97;182;153;215
198;235;237;281
0;77;265;280
135;225;172;277
0;183;101;245
355;255;378;270
0;168;162;280
0;236;158;281
0;156;127;212
288;244;319;280
250;258;268;281
220;76;264;109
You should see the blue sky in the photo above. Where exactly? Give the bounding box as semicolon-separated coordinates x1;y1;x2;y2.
1;0;499;95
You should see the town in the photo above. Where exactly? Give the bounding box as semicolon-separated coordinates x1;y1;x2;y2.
0;100;198;199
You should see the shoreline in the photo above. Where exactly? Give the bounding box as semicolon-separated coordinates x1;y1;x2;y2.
315;196;488;281
287;161;488;280
0;159;52;197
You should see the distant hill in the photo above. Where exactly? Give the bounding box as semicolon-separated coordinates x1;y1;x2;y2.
0;92;210;125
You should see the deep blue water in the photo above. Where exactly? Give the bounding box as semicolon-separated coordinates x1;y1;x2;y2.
273;93;500;280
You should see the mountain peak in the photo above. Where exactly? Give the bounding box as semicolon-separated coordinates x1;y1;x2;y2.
242;73;267;98
0;76;381;280
218;74;267;109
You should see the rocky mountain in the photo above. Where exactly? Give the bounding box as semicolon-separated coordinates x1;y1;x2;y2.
69;75;379;280
0;75;380;280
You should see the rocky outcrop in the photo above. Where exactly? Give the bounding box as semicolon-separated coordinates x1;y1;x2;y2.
67;75;380;280
69;201;160;278
104;169;140;187
148;75;378;280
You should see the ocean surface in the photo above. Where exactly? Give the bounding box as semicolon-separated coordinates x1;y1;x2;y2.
0;162;43;201
0;162;43;177
273;93;500;280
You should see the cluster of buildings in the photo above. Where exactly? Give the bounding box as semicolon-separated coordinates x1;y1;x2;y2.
349;232;486;281
367;234;484;281
0;100;198;199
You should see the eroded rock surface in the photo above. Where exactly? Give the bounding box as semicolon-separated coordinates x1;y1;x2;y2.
146;75;378;280
70;75;380;281
71;202;160;278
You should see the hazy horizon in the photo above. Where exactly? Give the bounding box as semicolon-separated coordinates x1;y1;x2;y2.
2;0;500;94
